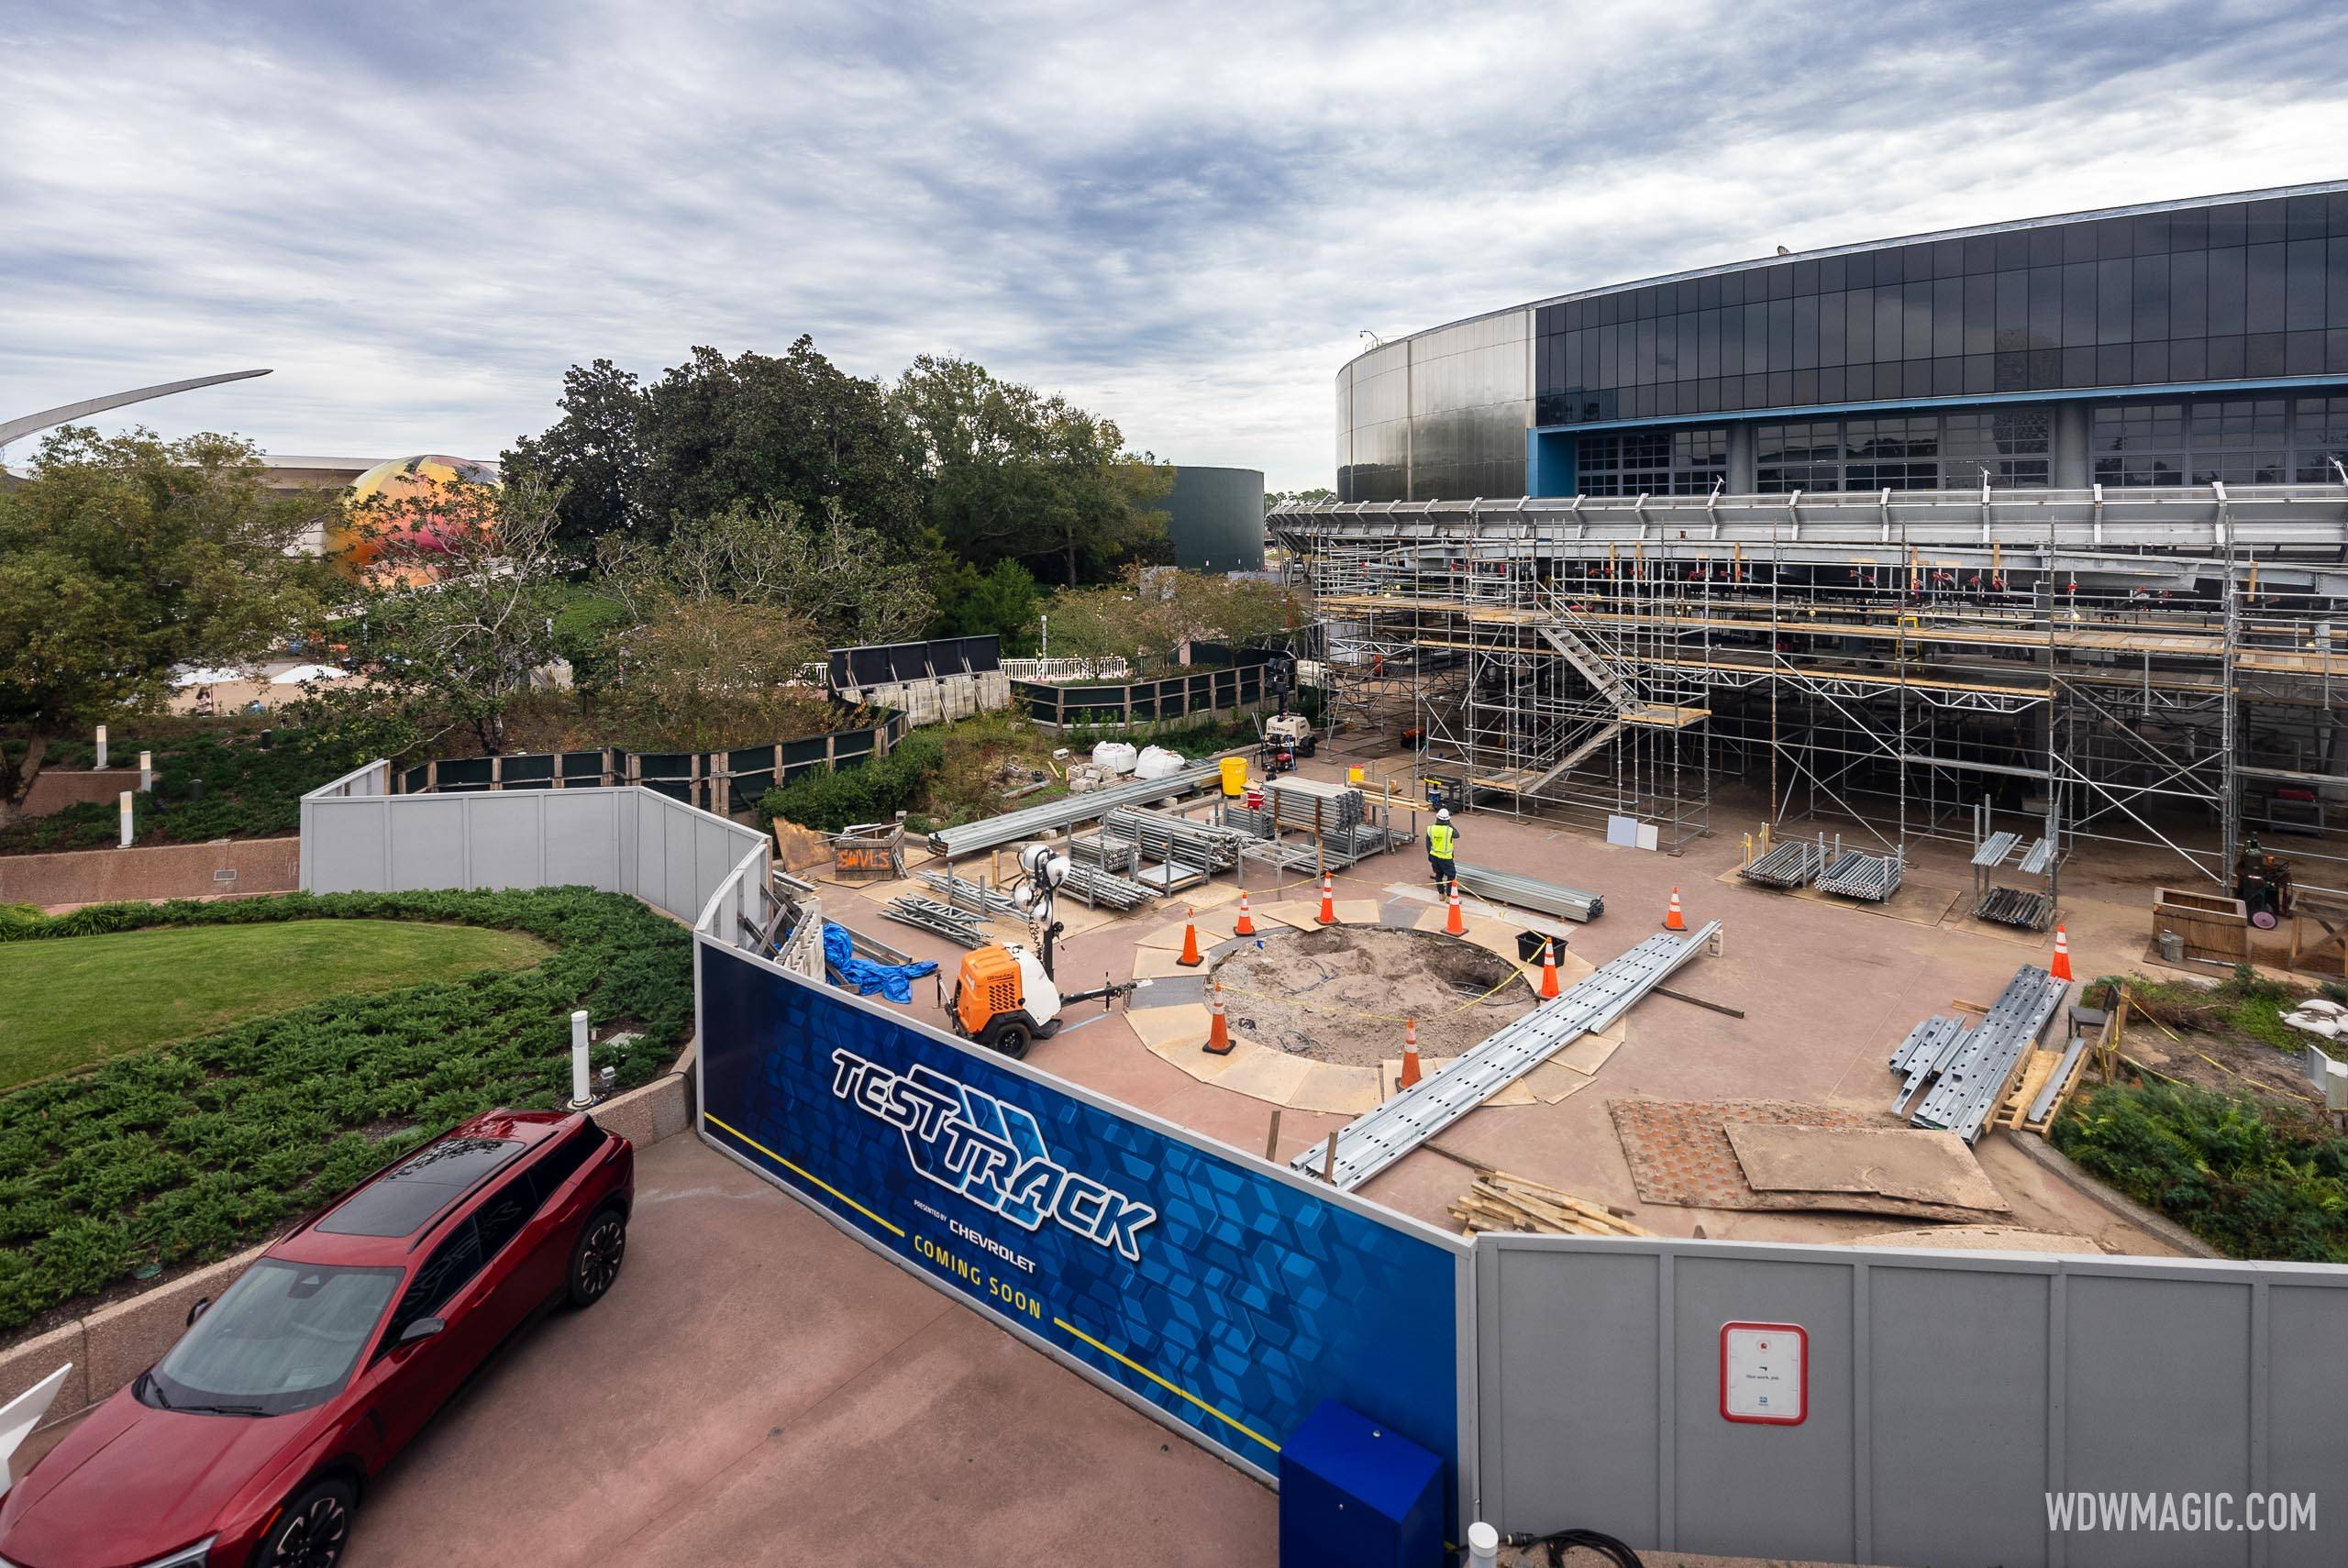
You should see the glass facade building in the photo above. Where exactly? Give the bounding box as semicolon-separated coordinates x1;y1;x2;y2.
1335;183;2348;502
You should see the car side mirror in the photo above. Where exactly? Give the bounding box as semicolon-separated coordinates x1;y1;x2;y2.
185;1297;211;1327
397;1316;445;1346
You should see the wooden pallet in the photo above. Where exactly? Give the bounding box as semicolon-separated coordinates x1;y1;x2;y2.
1447;1170;1655;1239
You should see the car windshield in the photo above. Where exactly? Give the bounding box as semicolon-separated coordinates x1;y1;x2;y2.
146;1259;400;1416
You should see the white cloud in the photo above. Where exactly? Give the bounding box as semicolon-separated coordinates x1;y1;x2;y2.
0;0;2340;488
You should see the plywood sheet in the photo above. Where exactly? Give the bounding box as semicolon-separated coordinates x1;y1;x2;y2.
1725;1124;2009;1213
1132;944;1204;979
1855;1224;2103;1254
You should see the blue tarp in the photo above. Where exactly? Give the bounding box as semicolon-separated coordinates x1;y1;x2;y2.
821;922;938;1003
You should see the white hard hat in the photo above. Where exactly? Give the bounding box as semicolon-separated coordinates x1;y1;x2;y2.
1436;808;1452;822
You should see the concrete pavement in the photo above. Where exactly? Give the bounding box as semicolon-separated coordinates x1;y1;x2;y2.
345;1134;1275;1567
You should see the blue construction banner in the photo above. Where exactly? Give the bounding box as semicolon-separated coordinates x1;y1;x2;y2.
696;939;1464;1516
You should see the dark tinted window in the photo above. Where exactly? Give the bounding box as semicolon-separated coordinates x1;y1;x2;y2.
316;1136;523;1238
471;1181;534;1260
527;1124;604;1209
390;1219;484;1341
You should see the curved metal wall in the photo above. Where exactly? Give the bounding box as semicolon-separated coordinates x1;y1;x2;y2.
1157;463;1266;572
1337;183;2348;503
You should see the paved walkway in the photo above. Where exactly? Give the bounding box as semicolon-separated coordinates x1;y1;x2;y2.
346;1134;1275;1567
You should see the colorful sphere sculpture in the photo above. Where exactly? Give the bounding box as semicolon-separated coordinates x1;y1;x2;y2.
328;454;502;582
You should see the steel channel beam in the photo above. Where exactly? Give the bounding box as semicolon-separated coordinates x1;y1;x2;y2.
926;762;1224;858
1291;922;1722;1190
1452;861;1603;922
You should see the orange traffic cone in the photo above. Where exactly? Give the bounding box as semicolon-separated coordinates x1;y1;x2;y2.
1398;1018;1423;1089
1177;908;1204;967
1315;872;1338;925
1204;981;1232;1055
1445;885;1466;935
1664;888;1687;931
1539;938;1562;999
2051;924;2073;982
1233;890;1256;937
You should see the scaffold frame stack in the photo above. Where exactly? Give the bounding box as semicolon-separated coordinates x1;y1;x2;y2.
1271;481;2348;889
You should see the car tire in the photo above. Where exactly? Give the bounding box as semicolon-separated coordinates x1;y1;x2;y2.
567;1206;627;1307
254;1476;356;1568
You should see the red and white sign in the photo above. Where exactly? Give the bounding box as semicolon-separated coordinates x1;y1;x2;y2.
1719;1321;1808;1426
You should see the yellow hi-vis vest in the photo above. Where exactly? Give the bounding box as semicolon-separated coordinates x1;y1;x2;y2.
1426;823;1456;859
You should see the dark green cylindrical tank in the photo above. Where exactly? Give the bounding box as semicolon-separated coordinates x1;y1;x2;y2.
1153;464;1265;572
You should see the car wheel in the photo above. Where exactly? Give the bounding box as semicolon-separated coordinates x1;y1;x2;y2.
256;1476;355;1568
568;1206;627;1307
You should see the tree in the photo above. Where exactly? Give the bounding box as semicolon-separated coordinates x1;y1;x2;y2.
595;597;828;754
1266;487;1335;513
347;476;568;756
0;426;327;825
598;498;934;649
1040;569;1297;673
896;355;1170;586
503;338;921;551
926;558;1042;654
502;359;648;548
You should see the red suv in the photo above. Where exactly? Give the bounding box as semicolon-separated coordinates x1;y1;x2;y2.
0;1109;633;1568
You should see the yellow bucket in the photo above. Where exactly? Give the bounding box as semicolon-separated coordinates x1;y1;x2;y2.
1347;766;1365;785
1219;756;1249;798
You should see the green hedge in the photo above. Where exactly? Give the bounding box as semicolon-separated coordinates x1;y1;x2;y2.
754;730;945;834
0;731;360;855
2053;1081;2348;1262
0;889;692;1333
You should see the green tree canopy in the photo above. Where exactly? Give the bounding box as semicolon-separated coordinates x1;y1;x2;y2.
504;337;921;552
0;427;327;823
895;355;1170;586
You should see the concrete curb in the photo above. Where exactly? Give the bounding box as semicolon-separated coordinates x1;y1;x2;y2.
2003;1129;2225;1259
0;1069;698;1440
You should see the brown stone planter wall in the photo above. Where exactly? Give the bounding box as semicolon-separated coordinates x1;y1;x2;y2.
20;770;143;818
0;836;298;909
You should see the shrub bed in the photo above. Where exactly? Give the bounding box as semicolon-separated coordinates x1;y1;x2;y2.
0;730;360;855
0;889;692;1334
2053;1081;2348;1262
756;729;945;834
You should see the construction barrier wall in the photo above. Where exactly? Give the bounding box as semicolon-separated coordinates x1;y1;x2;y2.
393;705;911;813
1475;1233;2348;1568
300;768;769;925
692;932;1471;1530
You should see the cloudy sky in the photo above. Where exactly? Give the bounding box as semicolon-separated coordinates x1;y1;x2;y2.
3;0;2342;489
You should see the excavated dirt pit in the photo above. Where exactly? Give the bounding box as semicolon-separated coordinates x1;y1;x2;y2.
1209;925;1533;1066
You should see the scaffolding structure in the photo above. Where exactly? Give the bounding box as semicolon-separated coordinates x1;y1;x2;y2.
1273;482;2348;888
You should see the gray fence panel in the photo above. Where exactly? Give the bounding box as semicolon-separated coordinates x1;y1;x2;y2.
1477;1238;2348;1568
384;794;472;891
465;795;555;889
543;790;624;889
1867;1263;2050;1568
1669;1253;1856;1561
2269;1282;2348;1568
300;769;766;923
2066;1273;2254;1568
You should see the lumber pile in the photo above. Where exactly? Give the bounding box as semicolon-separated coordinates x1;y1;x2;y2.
1448;1170;1654;1239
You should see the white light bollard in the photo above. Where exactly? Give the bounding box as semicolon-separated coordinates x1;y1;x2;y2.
117;791;134;848
1466;1522;1500;1566
94;724;107;770
568;1010;593;1110
138;751;153;791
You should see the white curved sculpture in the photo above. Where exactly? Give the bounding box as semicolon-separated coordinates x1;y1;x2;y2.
0;369;272;452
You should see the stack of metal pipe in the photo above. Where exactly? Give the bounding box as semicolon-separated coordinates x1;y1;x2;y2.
1102;806;1246;870
1452;862;1603;923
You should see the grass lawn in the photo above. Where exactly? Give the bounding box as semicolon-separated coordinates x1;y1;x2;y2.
0;919;549;1091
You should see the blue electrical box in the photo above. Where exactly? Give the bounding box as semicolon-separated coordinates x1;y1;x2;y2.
1278;1399;1445;1568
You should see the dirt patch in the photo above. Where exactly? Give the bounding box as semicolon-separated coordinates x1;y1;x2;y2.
2121;1026;2330;1117
1209;925;1531;1065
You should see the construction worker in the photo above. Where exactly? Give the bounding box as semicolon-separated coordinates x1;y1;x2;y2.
1427;808;1458;895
